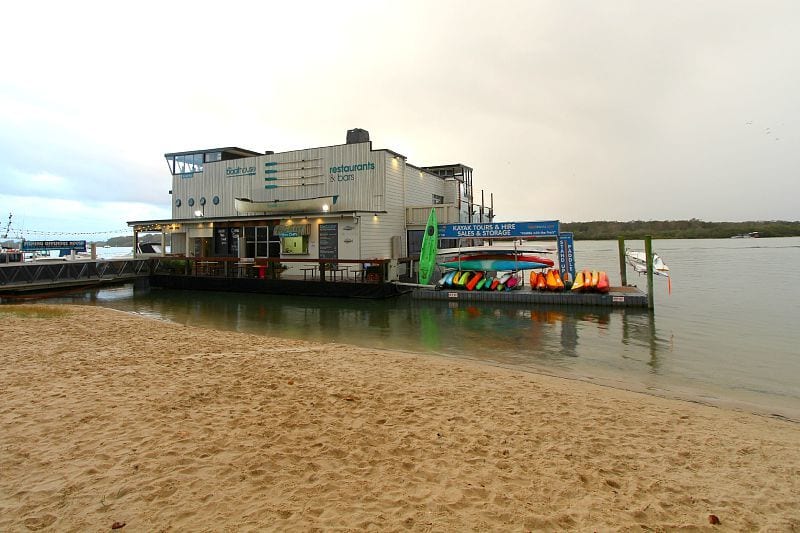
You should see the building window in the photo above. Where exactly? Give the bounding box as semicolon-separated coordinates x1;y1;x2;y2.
188;198;195;207
175;199;182;207
245;226;271;257
432;194;444;204
407;230;423;258
212;195;220;205
172;153;204;175
281;236;309;255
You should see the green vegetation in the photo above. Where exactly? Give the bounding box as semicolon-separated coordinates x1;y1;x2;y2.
155;259;189;274
560;220;800;240
0;305;70;319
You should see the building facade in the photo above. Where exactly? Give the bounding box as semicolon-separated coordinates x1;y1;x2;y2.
128;130;495;276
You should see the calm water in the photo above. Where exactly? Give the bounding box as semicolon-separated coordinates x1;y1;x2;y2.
26;238;800;420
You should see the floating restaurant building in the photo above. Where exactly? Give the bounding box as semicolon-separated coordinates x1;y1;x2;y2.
128;129;495;278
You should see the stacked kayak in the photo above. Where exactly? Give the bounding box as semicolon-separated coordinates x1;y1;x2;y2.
529;269;565;291
438;270;522;291
528;269;610;293
438;254;553;272
569;270;610;293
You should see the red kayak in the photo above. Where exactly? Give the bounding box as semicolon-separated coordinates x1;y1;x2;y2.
596;271;610;293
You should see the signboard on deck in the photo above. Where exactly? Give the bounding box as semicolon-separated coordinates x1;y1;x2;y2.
21;240;86;252
438;221;559;239
318;223;338;259
557;232;576;281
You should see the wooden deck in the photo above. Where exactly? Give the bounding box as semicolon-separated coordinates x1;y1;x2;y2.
411;286;648;307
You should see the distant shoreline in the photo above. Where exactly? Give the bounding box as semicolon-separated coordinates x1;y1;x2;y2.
559;220;800;240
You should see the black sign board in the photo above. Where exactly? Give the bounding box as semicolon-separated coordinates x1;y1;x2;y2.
230;227;240;257
214;227;229;255
318;223;338;259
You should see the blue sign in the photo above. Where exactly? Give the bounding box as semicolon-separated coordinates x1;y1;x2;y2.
557;232;576;281
438;221;559;239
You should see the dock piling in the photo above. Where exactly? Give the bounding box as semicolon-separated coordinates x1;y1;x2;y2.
617;236;627;287
644;235;654;310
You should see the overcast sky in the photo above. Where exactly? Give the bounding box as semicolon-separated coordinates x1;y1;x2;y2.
1;0;797;239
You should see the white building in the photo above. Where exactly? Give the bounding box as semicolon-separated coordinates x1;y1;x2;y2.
128;129;495;277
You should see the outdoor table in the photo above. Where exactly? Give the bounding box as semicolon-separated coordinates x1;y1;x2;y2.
234;262;253;278
300;266;318;280
355;267;369;282
196;261;220;276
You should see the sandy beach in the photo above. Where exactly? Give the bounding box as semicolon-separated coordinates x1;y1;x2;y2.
1;304;799;531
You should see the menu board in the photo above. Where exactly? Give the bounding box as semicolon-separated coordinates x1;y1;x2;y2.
214;227;229;255
318;223;338;259
229;227;240;257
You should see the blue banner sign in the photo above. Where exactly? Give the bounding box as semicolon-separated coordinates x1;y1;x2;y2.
21;240;87;252
557;232;576;281
438;221;559;239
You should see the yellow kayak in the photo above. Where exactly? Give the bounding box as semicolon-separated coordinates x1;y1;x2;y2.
571;270;585;291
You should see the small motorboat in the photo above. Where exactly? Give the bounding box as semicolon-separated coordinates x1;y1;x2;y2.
625;249;670;277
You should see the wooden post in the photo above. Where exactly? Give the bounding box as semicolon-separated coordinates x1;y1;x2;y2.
644;235;654;310
617;236;627;287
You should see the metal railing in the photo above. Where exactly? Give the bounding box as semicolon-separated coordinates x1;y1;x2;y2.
0;259;150;289
150;256;391;283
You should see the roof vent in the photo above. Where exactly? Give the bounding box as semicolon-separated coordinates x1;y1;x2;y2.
346;128;370;144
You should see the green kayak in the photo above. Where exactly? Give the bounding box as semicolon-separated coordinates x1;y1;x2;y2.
418;208;438;285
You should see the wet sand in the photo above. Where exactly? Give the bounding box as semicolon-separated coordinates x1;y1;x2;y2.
1;304;799;531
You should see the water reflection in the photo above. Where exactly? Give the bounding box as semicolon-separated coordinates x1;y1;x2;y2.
37;285;666;380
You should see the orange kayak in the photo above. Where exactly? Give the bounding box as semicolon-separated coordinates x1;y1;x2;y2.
536;272;547;290
466;271;483;291
589;271;599;289
554;270;565;290
597;271;610;293
545;269;558;291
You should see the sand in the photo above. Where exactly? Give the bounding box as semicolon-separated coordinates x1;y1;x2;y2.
1;304;799;532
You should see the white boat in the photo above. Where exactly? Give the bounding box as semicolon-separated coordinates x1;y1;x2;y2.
235;195;338;214
137;242;163;255
730;231;760;239
625;249;670;277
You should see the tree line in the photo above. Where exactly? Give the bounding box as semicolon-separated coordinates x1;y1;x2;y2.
559;219;800;240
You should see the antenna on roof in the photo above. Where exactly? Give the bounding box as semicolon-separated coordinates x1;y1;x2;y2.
2;213;11;239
